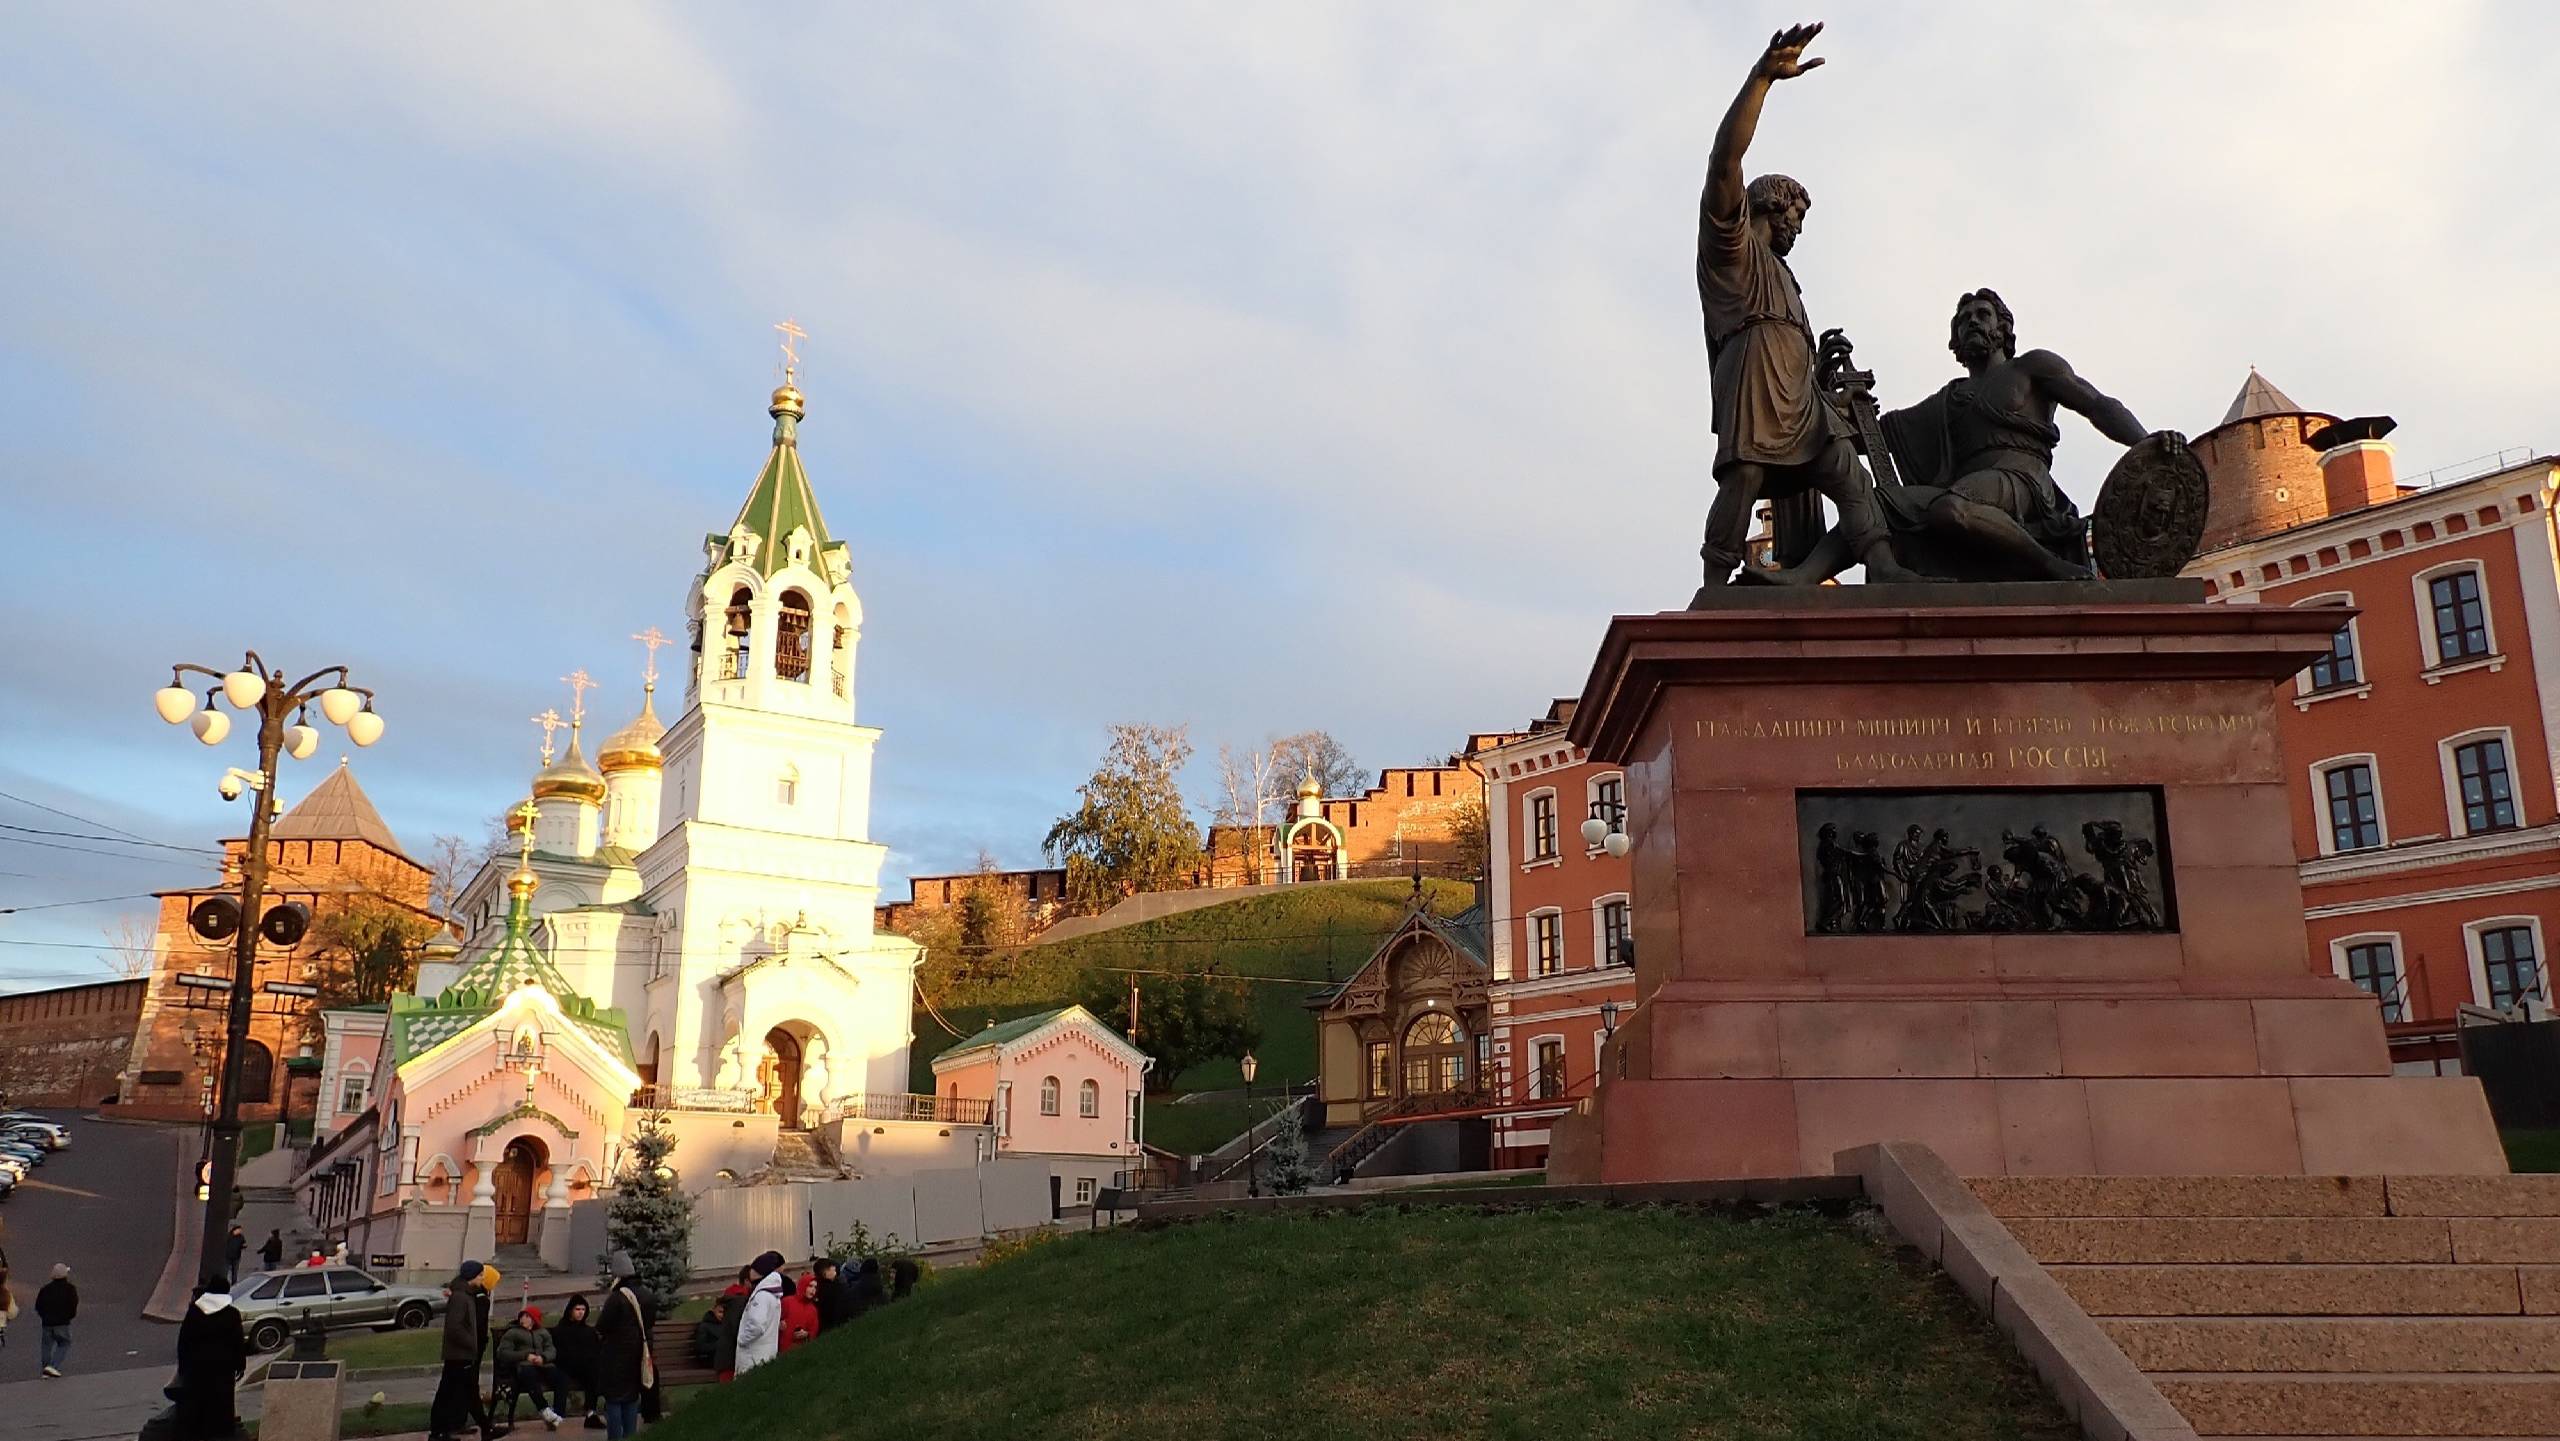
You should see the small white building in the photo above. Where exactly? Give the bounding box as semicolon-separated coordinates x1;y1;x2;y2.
931;1006;1152;1212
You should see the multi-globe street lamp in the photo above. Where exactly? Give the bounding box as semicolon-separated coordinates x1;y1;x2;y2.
152;654;382;1298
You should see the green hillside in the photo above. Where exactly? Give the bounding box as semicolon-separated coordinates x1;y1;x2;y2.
910;879;1476;1095
650;1203;2072;1441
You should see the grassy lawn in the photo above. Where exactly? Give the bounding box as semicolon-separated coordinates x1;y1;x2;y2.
648;1204;2073;1441
1141;1094;1292;1158
2504;1129;2560;1173
911;879;1475;1096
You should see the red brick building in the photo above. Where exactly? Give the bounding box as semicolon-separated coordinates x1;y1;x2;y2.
120;762;435;1123
1475;700;1636;1168
1204;762;1485;887
876;866;1069;937
2188;371;2560;1069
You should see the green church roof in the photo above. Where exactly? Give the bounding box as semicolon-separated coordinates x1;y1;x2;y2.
714;383;850;583
388;869;632;1067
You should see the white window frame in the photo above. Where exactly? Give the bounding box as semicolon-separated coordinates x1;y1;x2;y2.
1074;1176;1096;1205
1591;892;1632;968
1523;787;1560;865
996;1080;1012;1140
1585;772;1626;851
2438;726;2523;837
1125;1089;1139;1145
337;1061;370;1116
1527;907;1565;976
776;768;799;807
2465;915;2549;1010
1526;1033;1568;1100
1039;1075;1060;1117
1078;1078;1099;1118
2329;930;2408;1021
2412;560;2499;671
2308;753;2388;856
2292;592;2369;703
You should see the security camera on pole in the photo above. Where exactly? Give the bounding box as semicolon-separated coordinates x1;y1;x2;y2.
152;654;384;1308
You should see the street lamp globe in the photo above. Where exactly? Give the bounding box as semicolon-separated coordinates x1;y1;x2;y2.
221;669;268;710
346;707;384;747
155;684;199;725
191;709;232;746
1239;1052;1258;1086
1580;816;1610;847
285;724;320;761
1605;831;1632;859
317;686;362;726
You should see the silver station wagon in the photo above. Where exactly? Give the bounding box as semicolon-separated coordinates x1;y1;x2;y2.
232;1264;447;1353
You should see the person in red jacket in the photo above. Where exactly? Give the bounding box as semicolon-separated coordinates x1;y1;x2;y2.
778;1272;821;1354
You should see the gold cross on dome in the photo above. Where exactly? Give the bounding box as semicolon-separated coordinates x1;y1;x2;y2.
632;627;670;690
531;708;564;766
515;800;539;867
562;669;597;727
774;318;808;380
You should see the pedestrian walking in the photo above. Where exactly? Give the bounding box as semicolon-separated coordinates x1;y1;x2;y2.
428;1259;494;1441
33;1263;76;1377
731;1251;787;1375
224;1226;246;1287
593;1252;655;1441
257;1230;284;1271
173;1273;247;1440
0;1266;18;1357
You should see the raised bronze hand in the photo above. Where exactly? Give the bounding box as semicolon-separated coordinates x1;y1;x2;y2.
1755;21;1827;81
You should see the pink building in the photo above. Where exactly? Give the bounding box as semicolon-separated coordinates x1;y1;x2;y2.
931;1006;1151;1212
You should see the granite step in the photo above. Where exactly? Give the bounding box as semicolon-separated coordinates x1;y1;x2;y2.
2155;1372;2560;1437
2008;1217;2460;1265
1971;1176;2388;1219
2052;1264;2526;1317
2385;1177;2560;1219
2109;1317;2560;1374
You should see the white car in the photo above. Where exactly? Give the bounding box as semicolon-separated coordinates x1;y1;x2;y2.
2;1122;67;1150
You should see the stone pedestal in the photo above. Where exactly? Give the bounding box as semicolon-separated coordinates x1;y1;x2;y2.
261;1360;345;1441
1548;584;2505;1182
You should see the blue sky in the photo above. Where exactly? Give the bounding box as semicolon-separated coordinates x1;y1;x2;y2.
2;3;2551;987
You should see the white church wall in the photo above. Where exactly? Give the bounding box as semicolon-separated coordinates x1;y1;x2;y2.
832;1118;987;1177
659;1110;780;1189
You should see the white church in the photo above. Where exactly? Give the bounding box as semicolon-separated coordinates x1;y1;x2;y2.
295;367;1015;1275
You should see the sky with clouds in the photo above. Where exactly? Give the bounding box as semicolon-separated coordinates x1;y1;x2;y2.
1;2;2550;987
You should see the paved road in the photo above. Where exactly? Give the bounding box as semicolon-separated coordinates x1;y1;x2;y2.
0;1110;183;1383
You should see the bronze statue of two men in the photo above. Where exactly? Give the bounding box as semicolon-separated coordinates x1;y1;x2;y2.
1694;22;2195;596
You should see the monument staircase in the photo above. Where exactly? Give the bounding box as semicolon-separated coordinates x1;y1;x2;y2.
1973;1173;2560;1440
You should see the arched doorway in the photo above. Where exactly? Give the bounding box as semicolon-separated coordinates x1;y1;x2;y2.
759;1027;804;1128
235;1039;275;1106
635;1032;662;1107
1401;1012;1467;1097
492;1136;546;1246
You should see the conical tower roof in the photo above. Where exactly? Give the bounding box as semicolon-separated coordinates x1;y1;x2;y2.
718;380;851;582
2218;368;2314;427
270;760;408;857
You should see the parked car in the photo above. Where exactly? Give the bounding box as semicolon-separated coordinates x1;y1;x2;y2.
0;1143;44;1168
232;1265;446;1352
3;1121;69;1149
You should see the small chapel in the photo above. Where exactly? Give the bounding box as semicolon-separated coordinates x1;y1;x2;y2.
299;363;929;1272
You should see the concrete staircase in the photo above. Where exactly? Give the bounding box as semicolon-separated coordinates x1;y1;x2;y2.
1972;1174;2560;1440
764;1128;844;1183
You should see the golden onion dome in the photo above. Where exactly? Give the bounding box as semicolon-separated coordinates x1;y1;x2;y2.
1297;774;1322;798
531;731;607;805
598;691;665;775
507;865;540;900
769;382;806;422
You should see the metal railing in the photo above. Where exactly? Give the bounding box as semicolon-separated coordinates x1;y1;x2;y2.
819;1092;994;1127
632;1085;758;1113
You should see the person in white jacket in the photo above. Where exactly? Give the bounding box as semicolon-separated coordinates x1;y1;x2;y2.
731;1252;789;1376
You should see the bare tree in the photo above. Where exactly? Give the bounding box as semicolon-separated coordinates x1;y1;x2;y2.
1206;741;1285;885
427;834;475;932
98;911;160;978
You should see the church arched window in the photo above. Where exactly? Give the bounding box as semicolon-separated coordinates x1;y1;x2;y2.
776;589;813;682
1078;1079;1099;1118
1040;1076;1060;1116
776;765;799;807
721;587;754;681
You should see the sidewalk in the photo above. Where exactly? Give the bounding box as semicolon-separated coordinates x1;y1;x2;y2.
0;1360;444;1441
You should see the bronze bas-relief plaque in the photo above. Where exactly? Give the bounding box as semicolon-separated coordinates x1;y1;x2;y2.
1797;787;2173;936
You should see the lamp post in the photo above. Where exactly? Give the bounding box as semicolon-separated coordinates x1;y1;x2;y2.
153;653;382;1294
1240;1051;1260;1198
1580;801;1632;859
